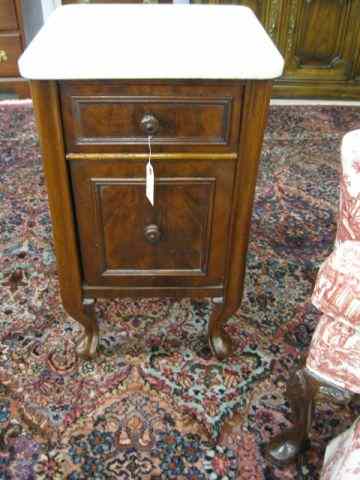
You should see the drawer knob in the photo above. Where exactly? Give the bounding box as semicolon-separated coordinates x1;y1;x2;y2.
0;50;8;63
140;113;160;136
144;224;161;244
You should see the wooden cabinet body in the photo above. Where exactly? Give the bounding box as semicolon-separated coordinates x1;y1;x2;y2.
195;0;360;100
0;0;29;97
31;78;271;359
21;4;282;360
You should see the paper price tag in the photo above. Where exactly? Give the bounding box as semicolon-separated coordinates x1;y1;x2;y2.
146;160;154;206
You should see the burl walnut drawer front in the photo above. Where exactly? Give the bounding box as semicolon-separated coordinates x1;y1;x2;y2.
60;82;243;153
70;157;235;288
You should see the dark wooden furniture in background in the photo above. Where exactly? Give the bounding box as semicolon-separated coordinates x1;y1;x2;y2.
20;5;283;360
193;0;360;100
0;0;29;97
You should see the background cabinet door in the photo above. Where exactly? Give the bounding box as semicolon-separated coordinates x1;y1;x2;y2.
281;0;356;82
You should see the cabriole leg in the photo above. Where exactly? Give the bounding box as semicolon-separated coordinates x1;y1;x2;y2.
74;298;99;360
208;297;233;361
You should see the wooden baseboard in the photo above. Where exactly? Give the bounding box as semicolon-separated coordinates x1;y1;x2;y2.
273;80;360;101
0;78;30;99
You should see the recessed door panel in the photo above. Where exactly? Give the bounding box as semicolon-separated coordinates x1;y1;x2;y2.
70;157;235;288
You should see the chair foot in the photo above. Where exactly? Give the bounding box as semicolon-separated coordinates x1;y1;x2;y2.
267;365;320;465
267;430;310;467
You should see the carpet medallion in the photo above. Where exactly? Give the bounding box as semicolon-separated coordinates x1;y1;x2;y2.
1;101;360;479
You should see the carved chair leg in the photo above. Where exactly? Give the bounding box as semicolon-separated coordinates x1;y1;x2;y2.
208;297;233;361
267;365;320;466
75;298;99;360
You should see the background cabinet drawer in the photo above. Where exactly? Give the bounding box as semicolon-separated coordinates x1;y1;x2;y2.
61;81;243;153
70;157;235;288
0;33;21;76
0;1;18;31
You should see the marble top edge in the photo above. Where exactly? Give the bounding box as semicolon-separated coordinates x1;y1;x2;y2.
19;4;284;80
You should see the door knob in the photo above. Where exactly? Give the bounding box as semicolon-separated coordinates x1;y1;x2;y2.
140;113;160;136
144;224;161;244
0;51;8;63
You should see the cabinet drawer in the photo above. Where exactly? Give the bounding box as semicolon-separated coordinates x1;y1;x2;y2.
0;33;21;76
61;81;243;153
0;1;18;31
70;157;235;288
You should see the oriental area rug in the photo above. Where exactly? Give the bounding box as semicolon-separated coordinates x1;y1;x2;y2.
1;101;360;480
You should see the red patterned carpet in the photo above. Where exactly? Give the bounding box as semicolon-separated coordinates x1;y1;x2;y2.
1;100;360;479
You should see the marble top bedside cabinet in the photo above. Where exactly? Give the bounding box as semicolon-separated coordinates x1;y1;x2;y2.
19;5;284;360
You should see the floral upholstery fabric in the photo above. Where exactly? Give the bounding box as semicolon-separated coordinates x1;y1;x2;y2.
335;130;360;246
306;130;360;391
306;313;360;394
320;416;360;480
305;130;360;479
311;241;360;333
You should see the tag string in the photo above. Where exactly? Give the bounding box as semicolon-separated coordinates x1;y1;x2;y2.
148;135;152;164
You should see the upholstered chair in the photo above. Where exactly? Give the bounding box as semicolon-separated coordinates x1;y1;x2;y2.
320;415;360;480
267;129;360;468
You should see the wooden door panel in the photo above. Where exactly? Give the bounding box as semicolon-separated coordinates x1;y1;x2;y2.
285;0;352;80
92;177;214;274
70;157;235;288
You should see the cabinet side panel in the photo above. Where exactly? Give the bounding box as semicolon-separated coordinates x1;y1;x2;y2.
30;80;84;315
223;80;272;315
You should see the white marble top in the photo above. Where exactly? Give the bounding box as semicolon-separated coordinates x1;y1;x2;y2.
19;5;284;80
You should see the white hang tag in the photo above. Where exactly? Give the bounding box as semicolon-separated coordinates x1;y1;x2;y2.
146;136;155;206
146;160;155;206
